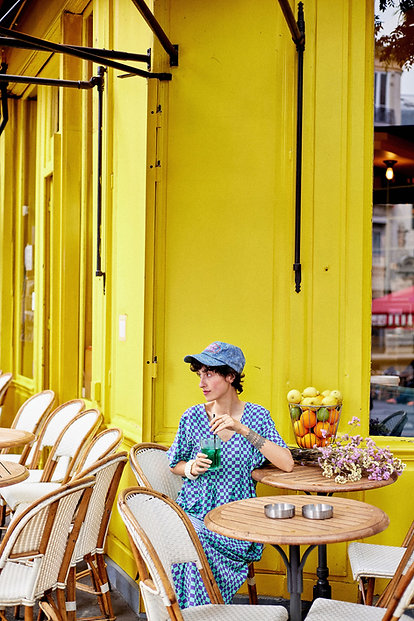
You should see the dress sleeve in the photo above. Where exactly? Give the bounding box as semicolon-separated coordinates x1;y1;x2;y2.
250;407;288;470
260;409;288;448
167;409;193;467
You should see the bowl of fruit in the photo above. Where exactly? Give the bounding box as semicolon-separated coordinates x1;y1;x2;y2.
287;386;342;448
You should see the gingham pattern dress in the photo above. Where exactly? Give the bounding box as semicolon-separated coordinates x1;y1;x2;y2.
167;402;287;608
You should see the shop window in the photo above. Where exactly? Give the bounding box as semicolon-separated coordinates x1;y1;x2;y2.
18;100;37;379
370;2;414;437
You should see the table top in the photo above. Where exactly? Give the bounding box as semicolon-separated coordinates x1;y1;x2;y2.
0;461;29;487
252;463;398;493
204;495;389;545
0;428;35;450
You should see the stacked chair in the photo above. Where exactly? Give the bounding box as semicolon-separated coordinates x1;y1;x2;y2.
304;559;414;620
3;427;126;621
118;487;289;621
0;475;95;621
0;407;102;516
348;520;414;605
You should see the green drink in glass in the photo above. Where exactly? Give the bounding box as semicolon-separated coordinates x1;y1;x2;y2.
200;437;221;471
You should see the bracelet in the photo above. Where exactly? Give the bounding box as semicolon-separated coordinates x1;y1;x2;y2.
246;429;266;450
184;459;198;480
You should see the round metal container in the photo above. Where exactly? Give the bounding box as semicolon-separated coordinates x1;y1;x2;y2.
302;503;333;520
264;502;295;519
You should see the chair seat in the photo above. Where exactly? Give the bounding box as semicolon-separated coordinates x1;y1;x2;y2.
181;604;288;620
348;542;410;580
304;597;413;620
2;482;59;513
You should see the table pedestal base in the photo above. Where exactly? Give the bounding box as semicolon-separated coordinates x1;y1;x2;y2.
313;544;332;600
273;543;316;621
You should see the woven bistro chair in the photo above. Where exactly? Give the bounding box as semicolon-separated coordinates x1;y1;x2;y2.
304;559;414;621
0;398;85;525
118;487;289;621
0;408;102;516
348;520;414;605
0;372;12;409
63;451;128;621
0;475;95;621
130;443;259;605
0;427;123;516
0;390;56;464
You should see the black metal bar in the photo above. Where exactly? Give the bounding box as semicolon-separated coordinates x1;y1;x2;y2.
0;0;25;25
0;26;171;80
95;66;106;294
0;62;8;136
293;2;305;293
0;37;151;65
0;72;95;89
130;0;178;66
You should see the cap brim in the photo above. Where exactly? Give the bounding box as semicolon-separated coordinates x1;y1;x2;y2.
184;353;227;367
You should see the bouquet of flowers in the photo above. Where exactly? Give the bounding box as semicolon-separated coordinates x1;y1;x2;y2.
316;416;406;484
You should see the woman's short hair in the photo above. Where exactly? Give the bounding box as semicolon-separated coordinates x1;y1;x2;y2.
189;359;245;394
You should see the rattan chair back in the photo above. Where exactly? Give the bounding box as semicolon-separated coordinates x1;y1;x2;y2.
130;443;183;500
0;390;56;463
27;399;85;469
74;427;123;475
0;476;95;614
40;408;102;484
0;372;12;406
118;486;224;617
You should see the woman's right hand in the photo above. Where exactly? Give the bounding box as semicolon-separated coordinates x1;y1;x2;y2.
191;452;212;476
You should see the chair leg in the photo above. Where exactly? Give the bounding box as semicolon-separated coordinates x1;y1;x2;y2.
95;553;115;620
365;577;375;606
247;562;258;605
66;567;77;621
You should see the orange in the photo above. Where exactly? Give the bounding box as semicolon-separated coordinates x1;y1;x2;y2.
328;409;339;424
301;433;318;449
314;421;331;438
300;410;317;429
296;435;304;448
293;419;307;437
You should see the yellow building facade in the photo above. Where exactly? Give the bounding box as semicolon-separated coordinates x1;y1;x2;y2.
0;0;412;604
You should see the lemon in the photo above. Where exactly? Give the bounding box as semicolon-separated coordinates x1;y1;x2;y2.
321;390;331;398
301;396;318;406
330;390;343;403
287;389;302;404
302;386;319;398
321;395;338;406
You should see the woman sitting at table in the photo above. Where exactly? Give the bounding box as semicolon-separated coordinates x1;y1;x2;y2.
168;341;293;608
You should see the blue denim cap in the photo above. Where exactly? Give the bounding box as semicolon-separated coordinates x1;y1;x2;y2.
184;342;245;373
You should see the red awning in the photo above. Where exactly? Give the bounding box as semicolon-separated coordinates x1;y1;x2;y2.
372;286;414;328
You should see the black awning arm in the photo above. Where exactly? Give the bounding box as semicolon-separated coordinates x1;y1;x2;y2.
0;64;108;292
0;26;171;80
277;1;305;293
0;37;151;68
0;62;8;135
130;0;178;66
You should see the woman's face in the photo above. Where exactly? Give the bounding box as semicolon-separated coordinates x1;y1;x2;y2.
197;367;235;401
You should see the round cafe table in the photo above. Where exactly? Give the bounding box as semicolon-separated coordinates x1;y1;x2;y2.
205;494;389;621
0;428;35;450
0;461;28;486
252;463;398;600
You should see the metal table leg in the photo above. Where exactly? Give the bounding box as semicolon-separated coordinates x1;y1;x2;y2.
273;543;316;621
313;544;332;599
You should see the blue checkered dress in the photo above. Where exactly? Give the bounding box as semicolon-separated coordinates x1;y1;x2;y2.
167;402;287;608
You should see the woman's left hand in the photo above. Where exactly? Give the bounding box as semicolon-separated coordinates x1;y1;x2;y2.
210;413;242;434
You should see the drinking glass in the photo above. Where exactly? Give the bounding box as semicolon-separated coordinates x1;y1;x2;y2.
200;437;221;471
